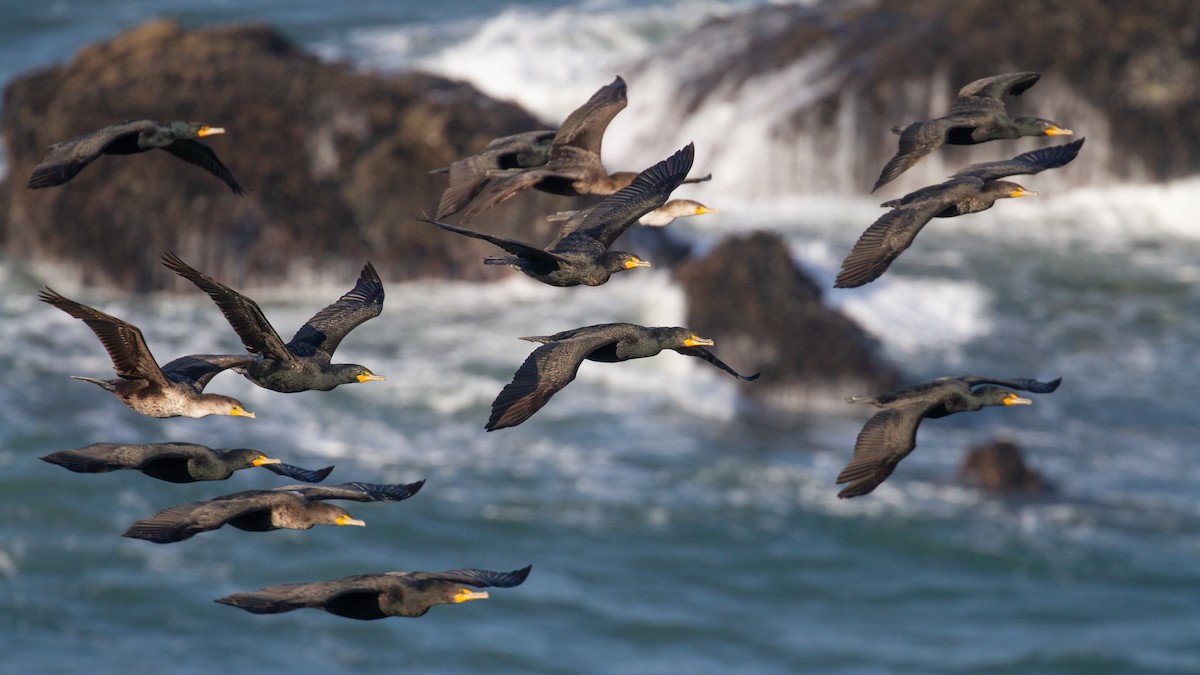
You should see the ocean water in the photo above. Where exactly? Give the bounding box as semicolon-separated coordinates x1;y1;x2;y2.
2;2;1200;674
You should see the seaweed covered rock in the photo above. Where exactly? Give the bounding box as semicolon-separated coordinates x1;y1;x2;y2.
0;20;568;290
673;230;899;410
958;438;1052;494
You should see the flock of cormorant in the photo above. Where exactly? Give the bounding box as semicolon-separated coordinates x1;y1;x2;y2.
30;69;1079;621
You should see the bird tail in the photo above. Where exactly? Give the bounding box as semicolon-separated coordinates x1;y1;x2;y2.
845;394;877;405
71;376;116;392
890;124;908;135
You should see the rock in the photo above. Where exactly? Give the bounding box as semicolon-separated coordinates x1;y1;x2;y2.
0;20;572;291
620;0;1200;196
673;230;899;410
958;438;1052;494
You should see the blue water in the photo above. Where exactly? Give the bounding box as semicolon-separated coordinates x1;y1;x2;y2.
3;2;1200;673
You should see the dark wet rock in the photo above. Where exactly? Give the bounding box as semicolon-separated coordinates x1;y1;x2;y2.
673;230;899;410
0;20;571;291
958;438;1053;494
627;0;1200;193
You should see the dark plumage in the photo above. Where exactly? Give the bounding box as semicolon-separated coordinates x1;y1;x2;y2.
162;252;385;392
836;139;1084;288
445;76;710;221
123;480;424;543
422;143;698;287
28;120;244;194
39;287;255;419
836;375;1062;498
487;322;759;431
433;130;556;219
873;73;1073;191
41;442;332;484
217;565;532;620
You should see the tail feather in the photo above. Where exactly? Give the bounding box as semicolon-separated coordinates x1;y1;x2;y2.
71;375;116;392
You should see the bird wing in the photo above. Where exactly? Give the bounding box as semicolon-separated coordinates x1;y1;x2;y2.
287;262;385;360
951;139;1085;182
38;287;169;385
26;121;153;188
434;130;559;217
162;139;245;194
672;346;760;381
40;442;190;473
955;72;1041;101
518;323;629;344
261;462;335;483
555;143;695;249
486;331;621;431
123;495;275;543
456;167;563;222
419;215;571;265
550;76;627;158
286;480;425;503
404;565;533;589
834;195;954;288
958;375;1063;394
159;353;255;389
216;579;360;614
436;161;495;219
161;251;294;363
835;401;936;498
872;120;952;192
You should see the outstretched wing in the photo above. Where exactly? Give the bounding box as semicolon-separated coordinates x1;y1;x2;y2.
162;139;245;194
288;480;425;503
160;353;255;389
952;139;1085;182
835;401;935;498
123;495;275;543
872;120;951;192
419;215;570;266
27;120;153;188
161;251;294;363
955;72;1040;101
958;375;1062;394
38;287;167;384
406;565;533;589
262;462;335;483
673;346;760;381
287;262;384;360
556;143;695;249
834;195;953;288
487;331;622;431
550;76;627;158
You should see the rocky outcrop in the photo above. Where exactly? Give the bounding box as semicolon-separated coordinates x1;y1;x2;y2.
673;231;899;410
958;438;1052;494
0;20;571;290
618;0;1200;197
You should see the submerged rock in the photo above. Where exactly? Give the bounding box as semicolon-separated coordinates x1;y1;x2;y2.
0;20;569;290
673;230;899;410
958;438;1053;494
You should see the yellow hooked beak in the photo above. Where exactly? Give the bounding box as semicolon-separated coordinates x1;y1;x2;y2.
683;334;714;348
1003;393;1032;406
231;406;256;419
1010;187;1037;198
357;372;386;383
453;589;490;603
252;456;282;466
626;257;652;269
196;126;226;137
335;515;366;527
694;206;718;215
1043;126;1073;136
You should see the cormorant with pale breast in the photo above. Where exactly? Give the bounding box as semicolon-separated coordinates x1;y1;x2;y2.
38;287;255;419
